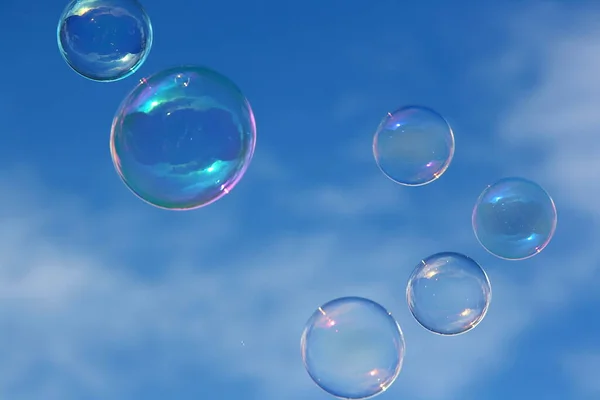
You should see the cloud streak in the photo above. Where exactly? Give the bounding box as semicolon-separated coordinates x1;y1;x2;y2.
0;157;581;400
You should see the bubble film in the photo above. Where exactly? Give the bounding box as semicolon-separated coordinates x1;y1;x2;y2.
300;297;405;399
57;0;153;82
407;252;491;336
472;177;557;260
110;66;257;210
373;106;454;186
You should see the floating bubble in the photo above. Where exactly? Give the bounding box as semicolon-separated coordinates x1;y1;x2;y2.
373;106;455;186
406;252;491;336
300;296;405;400
110;66;256;210
472;177;557;260
57;0;153;82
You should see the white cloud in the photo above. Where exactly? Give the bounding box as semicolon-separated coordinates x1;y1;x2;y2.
279;174;409;218
482;4;600;210
468;3;600;397
0;162;571;400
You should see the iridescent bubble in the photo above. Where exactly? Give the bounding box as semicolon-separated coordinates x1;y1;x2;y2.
373;106;455;186
472;177;557;260
300;296;405;400
110;66;257;210
407;252;491;336
57;0;153;82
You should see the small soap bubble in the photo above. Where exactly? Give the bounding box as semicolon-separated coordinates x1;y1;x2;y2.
406;252;491;336
472;177;557;260
300;297;405;400
57;0;153;82
175;73;190;87
373;106;455;186
110;66;257;210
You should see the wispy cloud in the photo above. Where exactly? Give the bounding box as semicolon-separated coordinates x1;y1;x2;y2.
0;155;584;400
466;4;600;397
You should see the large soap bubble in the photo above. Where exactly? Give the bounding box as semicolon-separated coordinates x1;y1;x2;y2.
300;296;405;399
110;66;256;210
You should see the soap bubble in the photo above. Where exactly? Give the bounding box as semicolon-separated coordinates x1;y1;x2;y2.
373;106;455;186
300;296;405;399
472;177;557;260
110;66;256;210
57;0;153;82
406;252;491;336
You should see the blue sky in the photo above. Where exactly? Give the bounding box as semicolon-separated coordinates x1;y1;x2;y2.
0;0;598;399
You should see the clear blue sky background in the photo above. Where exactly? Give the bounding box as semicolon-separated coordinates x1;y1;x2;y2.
0;0;598;399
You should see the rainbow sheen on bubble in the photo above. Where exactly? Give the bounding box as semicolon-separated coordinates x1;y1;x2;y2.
472;177;557;260
373;106;455;186
300;296;405;400
57;0;153;82
110;66;256;210
407;252;491;336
